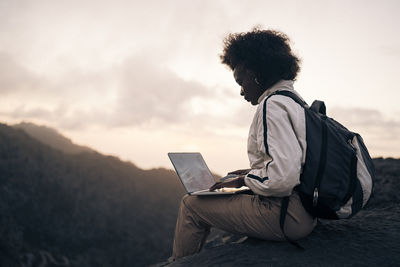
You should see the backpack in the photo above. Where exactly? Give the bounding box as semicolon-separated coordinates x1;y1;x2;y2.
267;90;375;220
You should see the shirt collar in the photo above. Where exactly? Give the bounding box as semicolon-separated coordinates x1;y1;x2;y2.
257;80;294;104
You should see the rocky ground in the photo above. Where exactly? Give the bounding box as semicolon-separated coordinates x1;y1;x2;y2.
165;158;400;266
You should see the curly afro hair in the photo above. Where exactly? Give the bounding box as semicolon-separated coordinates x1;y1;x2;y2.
220;28;301;89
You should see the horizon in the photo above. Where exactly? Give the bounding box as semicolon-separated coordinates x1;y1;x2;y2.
5;120;399;176
1;0;399;175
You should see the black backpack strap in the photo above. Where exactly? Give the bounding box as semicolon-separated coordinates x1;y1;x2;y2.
310;100;326;115
268;90;308;108
280;196;305;250
271;90;326;116
269;90;307;249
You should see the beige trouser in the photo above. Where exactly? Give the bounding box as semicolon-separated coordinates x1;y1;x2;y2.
171;192;317;259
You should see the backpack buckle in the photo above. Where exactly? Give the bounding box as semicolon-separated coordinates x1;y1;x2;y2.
313;188;319;206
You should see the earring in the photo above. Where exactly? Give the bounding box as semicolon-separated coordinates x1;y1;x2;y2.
254;77;260;85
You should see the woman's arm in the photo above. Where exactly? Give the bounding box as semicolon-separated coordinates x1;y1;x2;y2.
244;95;306;197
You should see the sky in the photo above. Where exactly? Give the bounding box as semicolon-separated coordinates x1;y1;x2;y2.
1;0;399;175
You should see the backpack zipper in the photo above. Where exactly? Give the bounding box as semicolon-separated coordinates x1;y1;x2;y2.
312;115;328;207
340;138;358;207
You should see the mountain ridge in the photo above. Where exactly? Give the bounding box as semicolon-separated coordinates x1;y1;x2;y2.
13;122;94;155
0;122;185;266
1;121;399;266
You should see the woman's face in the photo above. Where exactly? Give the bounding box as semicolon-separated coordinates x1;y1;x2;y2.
233;65;263;105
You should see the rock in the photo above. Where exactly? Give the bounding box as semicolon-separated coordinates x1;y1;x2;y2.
166;158;400;266
170;205;400;266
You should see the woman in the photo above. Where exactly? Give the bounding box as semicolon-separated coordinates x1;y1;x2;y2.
170;28;316;260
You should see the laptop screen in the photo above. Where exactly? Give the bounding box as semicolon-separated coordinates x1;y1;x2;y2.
168;152;216;193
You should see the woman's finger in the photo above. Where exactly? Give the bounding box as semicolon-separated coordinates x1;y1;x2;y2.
227;169;250;175
209;182;222;191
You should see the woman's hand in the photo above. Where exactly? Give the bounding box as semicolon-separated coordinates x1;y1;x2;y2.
227;169;251;176
209;176;245;191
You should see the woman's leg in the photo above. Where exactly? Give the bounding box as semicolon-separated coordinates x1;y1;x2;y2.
171;192;316;260
171;193;279;259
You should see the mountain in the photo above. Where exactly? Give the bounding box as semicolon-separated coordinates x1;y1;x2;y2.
2;122;400;267
0;122;186;267
13;122;94;154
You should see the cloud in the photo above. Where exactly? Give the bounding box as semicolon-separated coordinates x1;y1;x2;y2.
330;107;400;141
109;56;210;126
0;52;218;129
331;107;400;127
0;103;86;129
0;52;44;94
379;45;400;57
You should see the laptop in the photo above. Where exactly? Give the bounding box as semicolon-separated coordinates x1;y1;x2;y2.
168;152;250;195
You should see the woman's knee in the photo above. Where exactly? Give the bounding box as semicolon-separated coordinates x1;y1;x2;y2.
181;194;198;210
181;195;209;216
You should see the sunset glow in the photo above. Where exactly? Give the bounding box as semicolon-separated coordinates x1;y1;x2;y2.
1;0;399;174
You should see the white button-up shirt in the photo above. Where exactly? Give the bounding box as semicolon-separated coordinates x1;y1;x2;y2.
244;80;307;197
